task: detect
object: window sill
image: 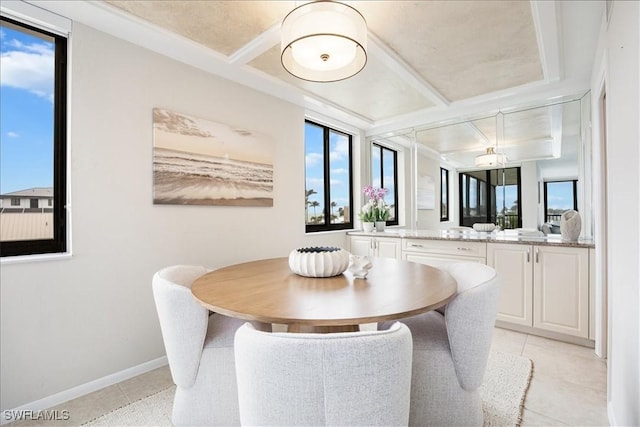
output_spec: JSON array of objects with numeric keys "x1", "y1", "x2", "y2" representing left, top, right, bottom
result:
[
  {"x1": 305, "y1": 228, "x2": 357, "y2": 236},
  {"x1": 1, "y1": 251, "x2": 72, "y2": 265}
]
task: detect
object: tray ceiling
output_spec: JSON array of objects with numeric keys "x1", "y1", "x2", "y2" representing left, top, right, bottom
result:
[
  {"x1": 99, "y1": 0, "x2": 602, "y2": 166},
  {"x1": 104, "y1": 1, "x2": 546, "y2": 120}
]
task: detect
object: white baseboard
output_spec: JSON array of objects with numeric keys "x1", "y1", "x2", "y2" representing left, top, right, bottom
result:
[
  {"x1": 1, "y1": 356, "x2": 168, "y2": 426},
  {"x1": 607, "y1": 400, "x2": 617, "y2": 426}
]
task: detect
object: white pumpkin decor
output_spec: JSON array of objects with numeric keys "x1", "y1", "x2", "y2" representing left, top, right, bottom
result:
[
  {"x1": 560, "y1": 210, "x2": 581, "y2": 241},
  {"x1": 288, "y1": 247, "x2": 350, "y2": 278},
  {"x1": 472, "y1": 223, "x2": 496, "y2": 232}
]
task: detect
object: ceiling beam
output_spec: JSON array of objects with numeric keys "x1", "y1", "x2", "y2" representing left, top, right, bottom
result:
[
  {"x1": 531, "y1": 0, "x2": 562, "y2": 82},
  {"x1": 368, "y1": 32, "x2": 450, "y2": 108},
  {"x1": 366, "y1": 77, "x2": 589, "y2": 137},
  {"x1": 464, "y1": 122, "x2": 491, "y2": 146},
  {"x1": 228, "y1": 23, "x2": 281, "y2": 65}
]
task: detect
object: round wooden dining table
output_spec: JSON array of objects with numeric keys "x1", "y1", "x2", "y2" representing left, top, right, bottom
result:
[{"x1": 191, "y1": 256, "x2": 457, "y2": 333}]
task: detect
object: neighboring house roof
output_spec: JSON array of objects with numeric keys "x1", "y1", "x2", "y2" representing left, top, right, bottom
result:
[{"x1": 0, "y1": 187, "x2": 53, "y2": 198}]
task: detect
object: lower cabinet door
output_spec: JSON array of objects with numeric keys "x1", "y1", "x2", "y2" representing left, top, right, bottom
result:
[
  {"x1": 376, "y1": 237, "x2": 400, "y2": 259},
  {"x1": 533, "y1": 246, "x2": 589, "y2": 338},
  {"x1": 349, "y1": 236, "x2": 372, "y2": 257},
  {"x1": 487, "y1": 243, "x2": 533, "y2": 327}
]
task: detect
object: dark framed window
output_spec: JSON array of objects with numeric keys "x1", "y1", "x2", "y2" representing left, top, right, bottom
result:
[
  {"x1": 1, "y1": 16, "x2": 67, "y2": 256},
  {"x1": 371, "y1": 143, "x2": 398, "y2": 225},
  {"x1": 304, "y1": 120, "x2": 353, "y2": 232},
  {"x1": 459, "y1": 167, "x2": 522, "y2": 229},
  {"x1": 10, "y1": 198, "x2": 20, "y2": 206},
  {"x1": 440, "y1": 167, "x2": 449, "y2": 221},
  {"x1": 544, "y1": 180, "x2": 577, "y2": 222}
]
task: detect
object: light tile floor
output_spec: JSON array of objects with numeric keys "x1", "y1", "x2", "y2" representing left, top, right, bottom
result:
[
  {"x1": 491, "y1": 328, "x2": 609, "y2": 426},
  {"x1": 8, "y1": 326, "x2": 609, "y2": 426}
]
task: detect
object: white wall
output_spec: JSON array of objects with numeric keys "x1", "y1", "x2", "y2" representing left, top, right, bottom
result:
[
  {"x1": 415, "y1": 151, "x2": 442, "y2": 229},
  {"x1": 520, "y1": 161, "x2": 538, "y2": 229},
  {"x1": 595, "y1": 1, "x2": 640, "y2": 425},
  {"x1": 0, "y1": 23, "x2": 348, "y2": 411}
]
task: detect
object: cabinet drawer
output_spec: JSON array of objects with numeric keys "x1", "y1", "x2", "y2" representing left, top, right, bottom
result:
[
  {"x1": 403, "y1": 253, "x2": 485, "y2": 269},
  {"x1": 403, "y1": 239, "x2": 486, "y2": 258}
]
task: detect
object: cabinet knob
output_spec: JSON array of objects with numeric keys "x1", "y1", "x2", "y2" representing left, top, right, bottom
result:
[{"x1": 527, "y1": 248, "x2": 530, "y2": 263}]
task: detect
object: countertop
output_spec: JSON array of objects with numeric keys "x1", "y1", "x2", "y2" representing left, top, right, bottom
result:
[{"x1": 347, "y1": 228, "x2": 595, "y2": 248}]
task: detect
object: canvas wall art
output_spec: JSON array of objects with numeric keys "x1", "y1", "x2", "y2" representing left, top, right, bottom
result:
[
  {"x1": 152, "y1": 108, "x2": 274, "y2": 206},
  {"x1": 417, "y1": 174, "x2": 435, "y2": 210}
]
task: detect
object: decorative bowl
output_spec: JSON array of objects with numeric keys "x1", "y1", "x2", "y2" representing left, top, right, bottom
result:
[
  {"x1": 473, "y1": 223, "x2": 497, "y2": 232},
  {"x1": 288, "y1": 247, "x2": 350, "y2": 278}
]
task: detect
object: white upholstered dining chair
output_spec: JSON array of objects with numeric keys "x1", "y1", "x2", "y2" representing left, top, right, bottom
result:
[
  {"x1": 234, "y1": 322, "x2": 413, "y2": 427},
  {"x1": 152, "y1": 265, "x2": 245, "y2": 426},
  {"x1": 386, "y1": 262, "x2": 501, "y2": 427}
]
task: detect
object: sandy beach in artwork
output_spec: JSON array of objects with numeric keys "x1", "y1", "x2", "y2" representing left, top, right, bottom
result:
[{"x1": 152, "y1": 109, "x2": 274, "y2": 206}]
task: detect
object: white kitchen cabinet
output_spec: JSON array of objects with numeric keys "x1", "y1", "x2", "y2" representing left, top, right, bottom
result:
[
  {"x1": 348, "y1": 235, "x2": 400, "y2": 259},
  {"x1": 402, "y1": 238, "x2": 486, "y2": 268},
  {"x1": 533, "y1": 245, "x2": 589, "y2": 338},
  {"x1": 488, "y1": 243, "x2": 590, "y2": 339},
  {"x1": 487, "y1": 243, "x2": 533, "y2": 327}
]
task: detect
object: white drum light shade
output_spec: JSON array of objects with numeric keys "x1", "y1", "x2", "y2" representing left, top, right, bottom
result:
[
  {"x1": 281, "y1": 1, "x2": 367, "y2": 82},
  {"x1": 475, "y1": 147, "x2": 507, "y2": 167}
]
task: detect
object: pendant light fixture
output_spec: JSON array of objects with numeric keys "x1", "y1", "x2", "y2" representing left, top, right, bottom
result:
[
  {"x1": 280, "y1": 1, "x2": 368, "y2": 82},
  {"x1": 476, "y1": 112, "x2": 507, "y2": 167},
  {"x1": 475, "y1": 146, "x2": 507, "y2": 167}
]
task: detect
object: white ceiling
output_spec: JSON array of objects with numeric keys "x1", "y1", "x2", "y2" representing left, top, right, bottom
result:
[{"x1": 32, "y1": 0, "x2": 604, "y2": 166}]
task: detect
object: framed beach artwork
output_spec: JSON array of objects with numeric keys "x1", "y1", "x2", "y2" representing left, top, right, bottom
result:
[{"x1": 152, "y1": 108, "x2": 274, "y2": 206}]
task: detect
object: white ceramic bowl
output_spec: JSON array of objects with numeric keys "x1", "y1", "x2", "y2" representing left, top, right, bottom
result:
[
  {"x1": 473, "y1": 223, "x2": 496, "y2": 232},
  {"x1": 288, "y1": 247, "x2": 350, "y2": 277}
]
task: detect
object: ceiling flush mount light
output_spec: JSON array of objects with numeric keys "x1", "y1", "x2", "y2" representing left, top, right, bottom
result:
[
  {"x1": 281, "y1": 1, "x2": 367, "y2": 82},
  {"x1": 475, "y1": 147, "x2": 507, "y2": 168}
]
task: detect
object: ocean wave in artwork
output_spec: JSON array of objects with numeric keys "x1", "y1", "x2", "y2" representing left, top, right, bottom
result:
[{"x1": 153, "y1": 148, "x2": 273, "y2": 206}]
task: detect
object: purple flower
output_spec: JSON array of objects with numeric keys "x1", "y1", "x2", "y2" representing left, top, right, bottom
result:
[
  {"x1": 363, "y1": 185, "x2": 387, "y2": 201},
  {"x1": 375, "y1": 188, "x2": 388, "y2": 200},
  {"x1": 363, "y1": 185, "x2": 375, "y2": 199},
  {"x1": 361, "y1": 186, "x2": 391, "y2": 221}
]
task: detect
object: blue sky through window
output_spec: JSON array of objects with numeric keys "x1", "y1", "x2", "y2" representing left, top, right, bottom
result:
[
  {"x1": 495, "y1": 185, "x2": 518, "y2": 213},
  {"x1": 328, "y1": 130, "x2": 350, "y2": 213},
  {"x1": 305, "y1": 122, "x2": 351, "y2": 224},
  {"x1": 305, "y1": 123, "x2": 325, "y2": 221},
  {"x1": 0, "y1": 23, "x2": 55, "y2": 194},
  {"x1": 546, "y1": 181, "x2": 575, "y2": 210},
  {"x1": 371, "y1": 145, "x2": 396, "y2": 208}
]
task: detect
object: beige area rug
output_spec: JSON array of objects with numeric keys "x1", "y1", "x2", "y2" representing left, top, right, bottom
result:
[
  {"x1": 481, "y1": 351, "x2": 533, "y2": 427},
  {"x1": 84, "y1": 351, "x2": 532, "y2": 427}
]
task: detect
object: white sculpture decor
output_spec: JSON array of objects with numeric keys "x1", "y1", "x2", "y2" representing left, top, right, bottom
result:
[
  {"x1": 348, "y1": 255, "x2": 373, "y2": 279},
  {"x1": 560, "y1": 210, "x2": 581, "y2": 241},
  {"x1": 288, "y1": 247, "x2": 350, "y2": 277}
]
